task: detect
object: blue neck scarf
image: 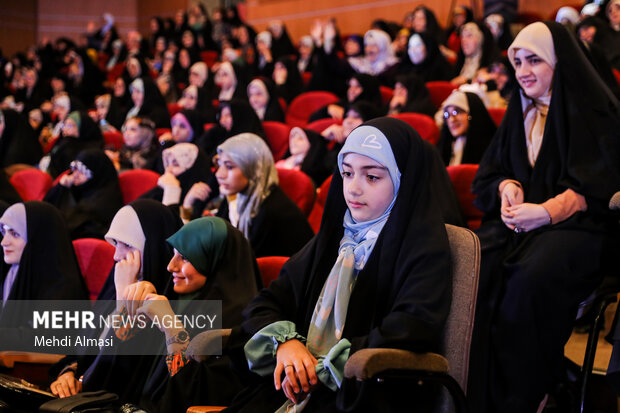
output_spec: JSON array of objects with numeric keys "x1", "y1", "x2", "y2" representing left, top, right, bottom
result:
[{"x1": 307, "y1": 126, "x2": 400, "y2": 356}]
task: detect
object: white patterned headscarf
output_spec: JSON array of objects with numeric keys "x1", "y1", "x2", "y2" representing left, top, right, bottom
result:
[
  {"x1": 162, "y1": 142, "x2": 199, "y2": 173},
  {"x1": 348, "y1": 30, "x2": 399, "y2": 76},
  {"x1": 217, "y1": 133, "x2": 278, "y2": 238}
]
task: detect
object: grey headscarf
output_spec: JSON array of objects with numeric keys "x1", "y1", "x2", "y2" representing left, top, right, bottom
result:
[{"x1": 217, "y1": 133, "x2": 279, "y2": 238}]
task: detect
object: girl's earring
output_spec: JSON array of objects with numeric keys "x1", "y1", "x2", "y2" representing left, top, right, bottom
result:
[{"x1": 468, "y1": 115, "x2": 472, "y2": 121}]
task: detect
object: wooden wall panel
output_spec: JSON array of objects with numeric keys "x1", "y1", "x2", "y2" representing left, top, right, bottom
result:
[
  {"x1": 0, "y1": 0, "x2": 37, "y2": 57},
  {"x1": 245, "y1": 0, "x2": 576, "y2": 44},
  {"x1": 37, "y1": 0, "x2": 138, "y2": 44}
]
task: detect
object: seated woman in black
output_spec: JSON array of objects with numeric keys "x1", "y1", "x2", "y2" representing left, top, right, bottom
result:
[
  {"x1": 45, "y1": 149, "x2": 123, "y2": 240},
  {"x1": 468, "y1": 22, "x2": 620, "y2": 413},
  {"x1": 309, "y1": 73, "x2": 382, "y2": 123},
  {"x1": 275, "y1": 127, "x2": 331, "y2": 186},
  {"x1": 226, "y1": 117, "x2": 452, "y2": 412},
  {"x1": 73, "y1": 217, "x2": 260, "y2": 411},
  {"x1": 247, "y1": 77, "x2": 285, "y2": 123},
  {"x1": 213, "y1": 133, "x2": 314, "y2": 258},
  {"x1": 45, "y1": 110, "x2": 104, "y2": 179},
  {"x1": 435, "y1": 90, "x2": 496, "y2": 166},
  {"x1": 142, "y1": 142, "x2": 212, "y2": 208},
  {"x1": 396, "y1": 32, "x2": 452, "y2": 82},
  {"x1": 116, "y1": 116, "x2": 161, "y2": 172},
  {"x1": 0, "y1": 201, "x2": 87, "y2": 327},
  {"x1": 0, "y1": 109, "x2": 42, "y2": 168},
  {"x1": 197, "y1": 99, "x2": 265, "y2": 158},
  {"x1": 50, "y1": 199, "x2": 182, "y2": 400},
  {"x1": 126, "y1": 77, "x2": 171, "y2": 129},
  {"x1": 386, "y1": 73, "x2": 435, "y2": 117},
  {"x1": 272, "y1": 57, "x2": 304, "y2": 104},
  {"x1": 158, "y1": 109, "x2": 208, "y2": 152}
]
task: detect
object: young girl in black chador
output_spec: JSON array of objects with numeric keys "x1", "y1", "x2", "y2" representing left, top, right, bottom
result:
[{"x1": 226, "y1": 117, "x2": 453, "y2": 412}]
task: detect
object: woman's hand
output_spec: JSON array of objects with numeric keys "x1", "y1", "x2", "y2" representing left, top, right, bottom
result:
[
  {"x1": 327, "y1": 104, "x2": 344, "y2": 120},
  {"x1": 282, "y1": 374, "x2": 319, "y2": 405},
  {"x1": 136, "y1": 294, "x2": 175, "y2": 333},
  {"x1": 59, "y1": 173, "x2": 75, "y2": 187},
  {"x1": 274, "y1": 339, "x2": 318, "y2": 394},
  {"x1": 321, "y1": 124, "x2": 344, "y2": 143},
  {"x1": 183, "y1": 182, "x2": 211, "y2": 208},
  {"x1": 50, "y1": 370, "x2": 82, "y2": 398},
  {"x1": 114, "y1": 250, "x2": 142, "y2": 301},
  {"x1": 500, "y1": 182, "x2": 525, "y2": 230},
  {"x1": 389, "y1": 95, "x2": 406, "y2": 110},
  {"x1": 158, "y1": 171, "x2": 180, "y2": 189},
  {"x1": 121, "y1": 280, "x2": 157, "y2": 317},
  {"x1": 502, "y1": 203, "x2": 551, "y2": 233}
]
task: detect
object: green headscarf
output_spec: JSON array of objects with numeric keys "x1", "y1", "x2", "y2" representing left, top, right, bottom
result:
[
  {"x1": 166, "y1": 216, "x2": 228, "y2": 278},
  {"x1": 66, "y1": 111, "x2": 82, "y2": 131}
]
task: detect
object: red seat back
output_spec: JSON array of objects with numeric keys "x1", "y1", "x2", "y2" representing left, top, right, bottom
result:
[
  {"x1": 107, "y1": 63, "x2": 125, "y2": 84},
  {"x1": 379, "y1": 86, "x2": 394, "y2": 105},
  {"x1": 446, "y1": 164, "x2": 483, "y2": 230},
  {"x1": 426, "y1": 81, "x2": 458, "y2": 109},
  {"x1": 256, "y1": 256, "x2": 289, "y2": 287},
  {"x1": 285, "y1": 91, "x2": 339, "y2": 128},
  {"x1": 301, "y1": 72, "x2": 312, "y2": 88},
  {"x1": 103, "y1": 130, "x2": 123, "y2": 150},
  {"x1": 305, "y1": 118, "x2": 341, "y2": 134},
  {"x1": 263, "y1": 121, "x2": 292, "y2": 161},
  {"x1": 200, "y1": 50, "x2": 219, "y2": 68},
  {"x1": 156, "y1": 128, "x2": 171, "y2": 137},
  {"x1": 10, "y1": 169, "x2": 52, "y2": 201},
  {"x1": 118, "y1": 169, "x2": 160, "y2": 204},
  {"x1": 447, "y1": 32, "x2": 461, "y2": 54},
  {"x1": 487, "y1": 107, "x2": 506, "y2": 127},
  {"x1": 42, "y1": 135, "x2": 59, "y2": 155},
  {"x1": 389, "y1": 113, "x2": 440, "y2": 144},
  {"x1": 168, "y1": 102, "x2": 182, "y2": 117},
  {"x1": 73, "y1": 238, "x2": 115, "y2": 301},
  {"x1": 308, "y1": 175, "x2": 332, "y2": 233},
  {"x1": 276, "y1": 168, "x2": 316, "y2": 217}
]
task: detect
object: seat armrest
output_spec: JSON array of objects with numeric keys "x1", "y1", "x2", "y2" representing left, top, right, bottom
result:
[
  {"x1": 186, "y1": 329, "x2": 232, "y2": 362},
  {"x1": 186, "y1": 407, "x2": 226, "y2": 413},
  {"x1": 344, "y1": 348, "x2": 448, "y2": 381}
]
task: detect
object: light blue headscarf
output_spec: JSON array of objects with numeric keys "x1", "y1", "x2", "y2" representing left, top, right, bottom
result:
[{"x1": 307, "y1": 125, "x2": 401, "y2": 356}]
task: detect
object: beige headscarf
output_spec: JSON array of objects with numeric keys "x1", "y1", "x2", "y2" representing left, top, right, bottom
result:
[
  {"x1": 459, "y1": 22, "x2": 484, "y2": 80},
  {"x1": 508, "y1": 22, "x2": 556, "y2": 166},
  {"x1": 162, "y1": 142, "x2": 199, "y2": 173}
]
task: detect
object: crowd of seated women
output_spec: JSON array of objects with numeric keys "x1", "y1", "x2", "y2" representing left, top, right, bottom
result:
[{"x1": 0, "y1": 1, "x2": 619, "y2": 412}]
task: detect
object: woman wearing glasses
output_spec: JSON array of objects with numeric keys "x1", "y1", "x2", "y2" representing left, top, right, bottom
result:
[{"x1": 435, "y1": 90, "x2": 496, "y2": 166}]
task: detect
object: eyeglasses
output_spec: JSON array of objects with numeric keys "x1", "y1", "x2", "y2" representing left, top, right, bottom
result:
[{"x1": 443, "y1": 109, "x2": 467, "y2": 119}]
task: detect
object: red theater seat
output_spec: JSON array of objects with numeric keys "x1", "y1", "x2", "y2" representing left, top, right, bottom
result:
[
  {"x1": 103, "y1": 130, "x2": 123, "y2": 151},
  {"x1": 426, "y1": 81, "x2": 458, "y2": 109},
  {"x1": 389, "y1": 113, "x2": 440, "y2": 144},
  {"x1": 73, "y1": 238, "x2": 115, "y2": 301},
  {"x1": 446, "y1": 164, "x2": 483, "y2": 230},
  {"x1": 118, "y1": 169, "x2": 160, "y2": 204},
  {"x1": 10, "y1": 169, "x2": 52, "y2": 201},
  {"x1": 263, "y1": 121, "x2": 292, "y2": 161},
  {"x1": 256, "y1": 256, "x2": 289, "y2": 287},
  {"x1": 276, "y1": 168, "x2": 316, "y2": 217},
  {"x1": 285, "y1": 91, "x2": 339, "y2": 128},
  {"x1": 308, "y1": 175, "x2": 332, "y2": 233}
]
